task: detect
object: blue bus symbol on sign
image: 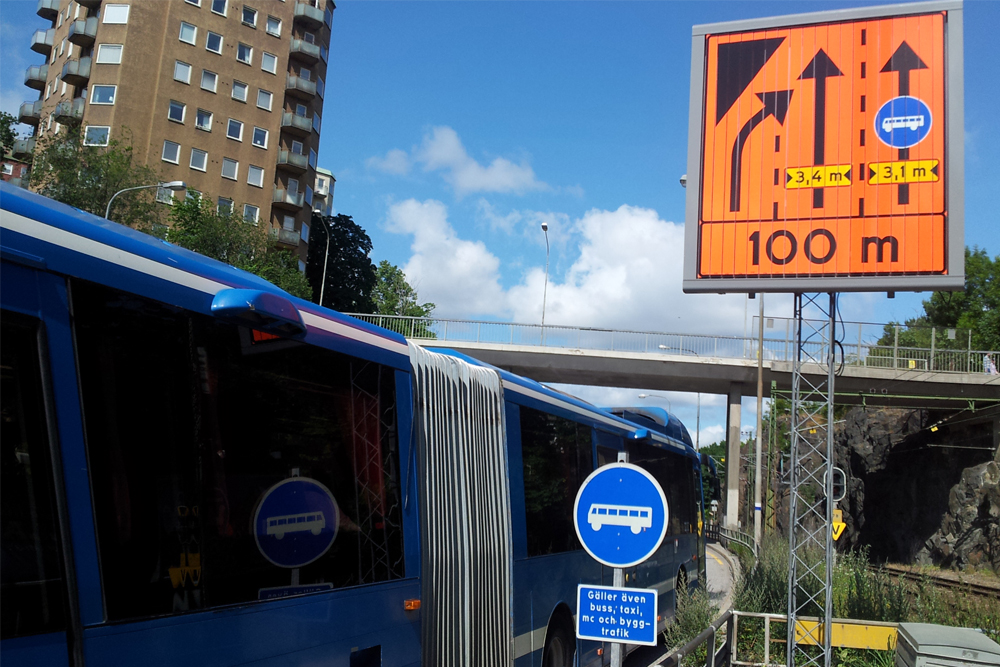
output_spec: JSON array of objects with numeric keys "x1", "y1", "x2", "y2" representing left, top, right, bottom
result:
[
  {"x1": 874, "y1": 96, "x2": 932, "y2": 149},
  {"x1": 253, "y1": 477, "x2": 339, "y2": 569},
  {"x1": 573, "y1": 463, "x2": 668, "y2": 568}
]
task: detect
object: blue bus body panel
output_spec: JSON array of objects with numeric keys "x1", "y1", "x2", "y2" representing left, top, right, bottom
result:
[
  {"x1": 82, "y1": 579, "x2": 421, "y2": 666},
  {"x1": 1, "y1": 184, "x2": 410, "y2": 371},
  {"x1": 0, "y1": 632, "x2": 70, "y2": 667}
]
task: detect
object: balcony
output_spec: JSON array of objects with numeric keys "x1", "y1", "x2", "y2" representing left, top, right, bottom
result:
[
  {"x1": 12, "y1": 139, "x2": 37, "y2": 159},
  {"x1": 54, "y1": 98, "x2": 85, "y2": 125},
  {"x1": 36, "y1": 0, "x2": 60, "y2": 20},
  {"x1": 289, "y1": 39, "x2": 321, "y2": 64},
  {"x1": 77, "y1": 0, "x2": 102, "y2": 7},
  {"x1": 280, "y1": 111, "x2": 312, "y2": 137},
  {"x1": 61, "y1": 57, "x2": 92, "y2": 86},
  {"x1": 272, "y1": 188, "x2": 304, "y2": 211},
  {"x1": 270, "y1": 227, "x2": 301, "y2": 246},
  {"x1": 19, "y1": 100, "x2": 42, "y2": 126},
  {"x1": 285, "y1": 75, "x2": 317, "y2": 100},
  {"x1": 293, "y1": 2, "x2": 324, "y2": 28},
  {"x1": 276, "y1": 150, "x2": 309, "y2": 174},
  {"x1": 68, "y1": 17, "x2": 98, "y2": 47},
  {"x1": 24, "y1": 64, "x2": 49, "y2": 91},
  {"x1": 30, "y1": 29, "x2": 55, "y2": 55}
]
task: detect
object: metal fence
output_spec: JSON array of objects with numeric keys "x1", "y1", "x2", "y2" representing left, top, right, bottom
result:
[{"x1": 346, "y1": 314, "x2": 1000, "y2": 376}]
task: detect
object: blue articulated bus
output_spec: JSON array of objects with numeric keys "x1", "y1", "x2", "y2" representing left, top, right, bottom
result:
[{"x1": 1, "y1": 182, "x2": 717, "y2": 667}]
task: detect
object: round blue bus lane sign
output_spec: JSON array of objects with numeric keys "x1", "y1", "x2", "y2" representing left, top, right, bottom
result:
[
  {"x1": 573, "y1": 463, "x2": 668, "y2": 568},
  {"x1": 253, "y1": 477, "x2": 340, "y2": 569}
]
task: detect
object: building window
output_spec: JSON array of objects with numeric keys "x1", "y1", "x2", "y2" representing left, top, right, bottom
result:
[
  {"x1": 303, "y1": 32, "x2": 315, "y2": 44},
  {"x1": 256, "y1": 89, "x2": 272, "y2": 110},
  {"x1": 282, "y1": 215, "x2": 295, "y2": 230},
  {"x1": 83, "y1": 126, "x2": 111, "y2": 146},
  {"x1": 237, "y1": 43, "x2": 252, "y2": 65},
  {"x1": 162, "y1": 141, "x2": 181, "y2": 164},
  {"x1": 58, "y1": 39, "x2": 65, "y2": 58},
  {"x1": 291, "y1": 140, "x2": 303, "y2": 154},
  {"x1": 195, "y1": 109, "x2": 213, "y2": 131},
  {"x1": 309, "y1": 148, "x2": 317, "y2": 169},
  {"x1": 311, "y1": 112, "x2": 321, "y2": 133},
  {"x1": 187, "y1": 189, "x2": 202, "y2": 202},
  {"x1": 60, "y1": 81, "x2": 67, "y2": 96},
  {"x1": 299, "y1": 67, "x2": 311, "y2": 82},
  {"x1": 242, "y1": 6, "x2": 257, "y2": 27},
  {"x1": 174, "y1": 60, "x2": 192, "y2": 83},
  {"x1": 211, "y1": 0, "x2": 227, "y2": 16},
  {"x1": 295, "y1": 103, "x2": 307, "y2": 117},
  {"x1": 226, "y1": 119, "x2": 243, "y2": 141},
  {"x1": 205, "y1": 31, "x2": 223, "y2": 54},
  {"x1": 317, "y1": 77, "x2": 324, "y2": 98},
  {"x1": 167, "y1": 100, "x2": 186, "y2": 123},
  {"x1": 185, "y1": 0, "x2": 201, "y2": 6},
  {"x1": 247, "y1": 165, "x2": 264, "y2": 188},
  {"x1": 221, "y1": 157, "x2": 238, "y2": 180},
  {"x1": 189, "y1": 148, "x2": 208, "y2": 171},
  {"x1": 201, "y1": 70, "x2": 218, "y2": 93},
  {"x1": 103, "y1": 4, "x2": 130, "y2": 24},
  {"x1": 243, "y1": 203, "x2": 259, "y2": 222},
  {"x1": 251, "y1": 127, "x2": 267, "y2": 148},
  {"x1": 266, "y1": 16, "x2": 281, "y2": 36},
  {"x1": 179, "y1": 22, "x2": 197, "y2": 45},
  {"x1": 1, "y1": 164, "x2": 13, "y2": 176},
  {"x1": 96, "y1": 44, "x2": 123, "y2": 64},
  {"x1": 261, "y1": 52, "x2": 277, "y2": 74},
  {"x1": 300, "y1": 222, "x2": 309, "y2": 243},
  {"x1": 305, "y1": 186, "x2": 313, "y2": 206},
  {"x1": 155, "y1": 186, "x2": 175, "y2": 205},
  {"x1": 217, "y1": 197, "x2": 233, "y2": 214},
  {"x1": 232, "y1": 80, "x2": 248, "y2": 102},
  {"x1": 90, "y1": 85, "x2": 117, "y2": 105}
]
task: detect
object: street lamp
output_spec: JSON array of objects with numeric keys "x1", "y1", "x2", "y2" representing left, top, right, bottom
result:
[
  {"x1": 637, "y1": 392, "x2": 672, "y2": 413},
  {"x1": 541, "y1": 221, "x2": 550, "y2": 327},
  {"x1": 313, "y1": 215, "x2": 331, "y2": 307},
  {"x1": 105, "y1": 180, "x2": 186, "y2": 221}
]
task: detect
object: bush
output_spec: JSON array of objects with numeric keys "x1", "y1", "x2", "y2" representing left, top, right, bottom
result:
[{"x1": 661, "y1": 583, "x2": 719, "y2": 664}]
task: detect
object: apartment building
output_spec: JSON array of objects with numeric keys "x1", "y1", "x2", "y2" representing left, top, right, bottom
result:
[{"x1": 19, "y1": 0, "x2": 334, "y2": 264}]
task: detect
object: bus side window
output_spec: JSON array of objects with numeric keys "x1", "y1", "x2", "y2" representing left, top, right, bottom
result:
[
  {"x1": 519, "y1": 408, "x2": 593, "y2": 557},
  {"x1": 1, "y1": 313, "x2": 68, "y2": 639}
]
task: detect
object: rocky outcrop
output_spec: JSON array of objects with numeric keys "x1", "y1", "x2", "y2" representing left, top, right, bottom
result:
[{"x1": 917, "y1": 461, "x2": 1000, "y2": 571}]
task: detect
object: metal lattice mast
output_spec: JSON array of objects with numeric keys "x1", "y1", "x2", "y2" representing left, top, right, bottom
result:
[{"x1": 786, "y1": 293, "x2": 837, "y2": 667}]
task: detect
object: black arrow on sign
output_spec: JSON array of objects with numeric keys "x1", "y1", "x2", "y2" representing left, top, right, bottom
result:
[
  {"x1": 798, "y1": 49, "x2": 843, "y2": 208},
  {"x1": 729, "y1": 90, "x2": 794, "y2": 212},
  {"x1": 882, "y1": 41, "x2": 928, "y2": 204}
]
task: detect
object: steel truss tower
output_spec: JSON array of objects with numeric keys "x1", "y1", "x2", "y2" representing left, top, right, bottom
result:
[{"x1": 786, "y1": 293, "x2": 837, "y2": 667}]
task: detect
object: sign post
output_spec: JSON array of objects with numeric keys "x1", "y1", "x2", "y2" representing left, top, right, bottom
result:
[
  {"x1": 573, "y1": 452, "x2": 668, "y2": 665},
  {"x1": 682, "y1": 4, "x2": 964, "y2": 667}
]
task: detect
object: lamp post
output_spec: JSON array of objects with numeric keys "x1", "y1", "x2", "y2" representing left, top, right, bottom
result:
[
  {"x1": 541, "y1": 221, "x2": 550, "y2": 327},
  {"x1": 313, "y1": 214, "x2": 331, "y2": 307},
  {"x1": 637, "y1": 392, "x2": 671, "y2": 413},
  {"x1": 105, "y1": 181, "x2": 186, "y2": 221}
]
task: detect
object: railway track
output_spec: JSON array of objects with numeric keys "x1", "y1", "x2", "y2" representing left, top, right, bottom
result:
[{"x1": 879, "y1": 563, "x2": 1000, "y2": 600}]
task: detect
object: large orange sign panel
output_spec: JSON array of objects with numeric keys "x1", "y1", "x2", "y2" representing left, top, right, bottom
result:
[{"x1": 683, "y1": 3, "x2": 963, "y2": 291}]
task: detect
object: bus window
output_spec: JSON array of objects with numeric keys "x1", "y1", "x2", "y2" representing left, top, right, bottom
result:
[
  {"x1": 628, "y1": 443, "x2": 696, "y2": 535},
  {"x1": 1, "y1": 313, "x2": 68, "y2": 639},
  {"x1": 72, "y1": 281, "x2": 405, "y2": 621},
  {"x1": 519, "y1": 408, "x2": 593, "y2": 557}
]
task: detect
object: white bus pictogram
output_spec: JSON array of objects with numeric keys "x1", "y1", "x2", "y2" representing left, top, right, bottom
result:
[
  {"x1": 266, "y1": 511, "x2": 325, "y2": 539},
  {"x1": 881, "y1": 115, "x2": 925, "y2": 133},
  {"x1": 588, "y1": 503, "x2": 653, "y2": 534}
]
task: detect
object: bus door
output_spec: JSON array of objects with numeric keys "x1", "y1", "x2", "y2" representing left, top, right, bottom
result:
[{"x1": 1, "y1": 262, "x2": 82, "y2": 666}]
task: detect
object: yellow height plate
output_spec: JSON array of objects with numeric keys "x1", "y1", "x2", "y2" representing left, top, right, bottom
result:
[
  {"x1": 785, "y1": 165, "x2": 852, "y2": 189},
  {"x1": 795, "y1": 620, "x2": 898, "y2": 651},
  {"x1": 868, "y1": 160, "x2": 940, "y2": 185}
]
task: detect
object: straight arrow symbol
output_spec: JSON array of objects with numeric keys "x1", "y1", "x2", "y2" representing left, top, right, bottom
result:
[
  {"x1": 882, "y1": 41, "x2": 928, "y2": 205},
  {"x1": 729, "y1": 90, "x2": 794, "y2": 213},
  {"x1": 798, "y1": 49, "x2": 843, "y2": 208}
]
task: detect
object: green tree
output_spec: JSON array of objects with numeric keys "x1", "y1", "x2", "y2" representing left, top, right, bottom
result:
[
  {"x1": 28, "y1": 126, "x2": 164, "y2": 233},
  {"x1": 0, "y1": 111, "x2": 19, "y2": 155},
  {"x1": 305, "y1": 212, "x2": 376, "y2": 312},
  {"x1": 167, "y1": 197, "x2": 312, "y2": 300},
  {"x1": 371, "y1": 260, "x2": 435, "y2": 317},
  {"x1": 877, "y1": 247, "x2": 999, "y2": 352}
]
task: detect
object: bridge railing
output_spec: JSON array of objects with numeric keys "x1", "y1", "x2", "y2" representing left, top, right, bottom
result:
[{"x1": 346, "y1": 314, "x2": 1000, "y2": 376}]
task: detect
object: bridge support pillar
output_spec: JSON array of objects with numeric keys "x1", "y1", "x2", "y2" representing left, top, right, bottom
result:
[{"x1": 725, "y1": 382, "x2": 743, "y2": 529}]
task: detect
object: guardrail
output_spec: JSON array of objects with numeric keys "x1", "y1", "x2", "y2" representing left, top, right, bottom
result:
[
  {"x1": 346, "y1": 314, "x2": 1000, "y2": 376},
  {"x1": 705, "y1": 524, "x2": 757, "y2": 558}
]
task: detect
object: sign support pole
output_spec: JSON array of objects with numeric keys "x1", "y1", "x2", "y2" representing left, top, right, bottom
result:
[
  {"x1": 786, "y1": 293, "x2": 836, "y2": 667},
  {"x1": 610, "y1": 449, "x2": 628, "y2": 667}
]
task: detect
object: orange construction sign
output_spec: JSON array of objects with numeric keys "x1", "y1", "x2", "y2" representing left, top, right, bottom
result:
[{"x1": 683, "y1": 3, "x2": 963, "y2": 292}]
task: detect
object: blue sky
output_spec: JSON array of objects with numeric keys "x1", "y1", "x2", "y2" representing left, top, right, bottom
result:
[{"x1": 3, "y1": 0, "x2": 997, "y2": 446}]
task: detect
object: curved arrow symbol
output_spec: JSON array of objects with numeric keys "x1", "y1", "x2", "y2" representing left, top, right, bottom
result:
[{"x1": 729, "y1": 91, "x2": 793, "y2": 213}]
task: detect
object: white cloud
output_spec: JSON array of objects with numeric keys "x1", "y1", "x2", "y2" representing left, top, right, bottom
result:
[
  {"x1": 386, "y1": 199, "x2": 506, "y2": 318},
  {"x1": 365, "y1": 148, "x2": 411, "y2": 175},
  {"x1": 366, "y1": 126, "x2": 548, "y2": 196},
  {"x1": 476, "y1": 199, "x2": 571, "y2": 241}
]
